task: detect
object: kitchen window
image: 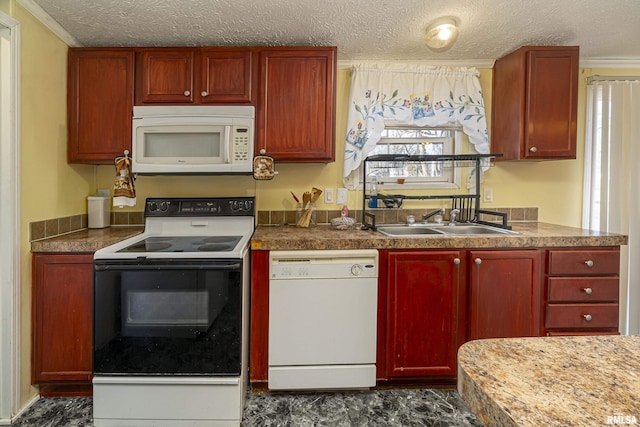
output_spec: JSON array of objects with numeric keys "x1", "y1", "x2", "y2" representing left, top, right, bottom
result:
[{"x1": 361, "y1": 127, "x2": 461, "y2": 189}]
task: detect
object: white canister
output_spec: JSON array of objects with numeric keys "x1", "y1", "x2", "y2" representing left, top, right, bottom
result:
[{"x1": 88, "y1": 196, "x2": 111, "y2": 228}]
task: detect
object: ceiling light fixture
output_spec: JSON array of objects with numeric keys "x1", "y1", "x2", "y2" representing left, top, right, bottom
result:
[{"x1": 425, "y1": 18, "x2": 459, "y2": 52}]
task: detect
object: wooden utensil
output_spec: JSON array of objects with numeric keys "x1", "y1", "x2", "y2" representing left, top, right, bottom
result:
[
  {"x1": 310, "y1": 187, "x2": 323, "y2": 203},
  {"x1": 297, "y1": 189, "x2": 321, "y2": 227}
]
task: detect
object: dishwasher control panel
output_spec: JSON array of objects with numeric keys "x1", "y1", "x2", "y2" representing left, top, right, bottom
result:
[{"x1": 270, "y1": 249, "x2": 378, "y2": 279}]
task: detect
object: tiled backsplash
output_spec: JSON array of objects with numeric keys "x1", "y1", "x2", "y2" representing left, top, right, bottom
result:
[
  {"x1": 257, "y1": 207, "x2": 538, "y2": 226},
  {"x1": 29, "y1": 212, "x2": 144, "y2": 241},
  {"x1": 30, "y1": 207, "x2": 538, "y2": 240}
]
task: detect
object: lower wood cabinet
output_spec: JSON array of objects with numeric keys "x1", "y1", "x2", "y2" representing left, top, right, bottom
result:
[
  {"x1": 468, "y1": 250, "x2": 544, "y2": 340},
  {"x1": 32, "y1": 254, "x2": 93, "y2": 396},
  {"x1": 249, "y1": 245, "x2": 622, "y2": 388},
  {"x1": 380, "y1": 250, "x2": 465, "y2": 379},
  {"x1": 545, "y1": 248, "x2": 620, "y2": 335}
]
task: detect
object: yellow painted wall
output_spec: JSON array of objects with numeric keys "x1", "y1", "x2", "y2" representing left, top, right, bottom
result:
[
  {"x1": 15, "y1": 1, "x2": 94, "y2": 406},
  {"x1": 96, "y1": 66, "x2": 616, "y2": 228}
]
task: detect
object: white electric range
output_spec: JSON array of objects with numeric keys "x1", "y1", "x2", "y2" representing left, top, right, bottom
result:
[{"x1": 92, "y1": 197, "x2": 254, "y2": 427}]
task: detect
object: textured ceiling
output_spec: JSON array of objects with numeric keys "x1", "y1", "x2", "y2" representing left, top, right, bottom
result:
[{"x1": 26, "y1": 0, "x2": 640, "y2": 63}]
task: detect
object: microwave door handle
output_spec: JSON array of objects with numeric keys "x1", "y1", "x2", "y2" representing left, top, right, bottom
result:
[{"x1": 225, "y1": 126, "x2": 231, "y2": 164}]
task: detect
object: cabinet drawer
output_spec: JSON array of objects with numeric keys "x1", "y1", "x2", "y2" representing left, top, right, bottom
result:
[
  {"x1": 547, "y1": 249, "x2": 620, "y2": 275},
  {"x1": 547, "y1": 277, "x2": 619, "y2": 302},
  {"x1": 546, "y1": 303, "x2": 618, "y2": 329}
]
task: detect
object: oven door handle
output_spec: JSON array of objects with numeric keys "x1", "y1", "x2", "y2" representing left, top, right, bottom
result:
[{"x1": 94, "y1": 262, "x2": 242, "y2": 271}]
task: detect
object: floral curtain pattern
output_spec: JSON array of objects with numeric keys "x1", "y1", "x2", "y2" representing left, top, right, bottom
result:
[{"x1": 343, "y1": 64, "x2": 490, "y2": 188}]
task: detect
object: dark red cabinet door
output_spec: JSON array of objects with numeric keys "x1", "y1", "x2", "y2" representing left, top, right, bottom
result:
[
  {"x1": 385, "y1": 250, "x2": 464, "y2": 377},
  {"x1": 468, "y1": 250, "x2": 543, "y2": 340},
  {"x1": 32, "y1": 254, "x2": 93, "y2": 394},
  {"x1": 68, "y1": 48, "x2": 134, "y2": 163}
]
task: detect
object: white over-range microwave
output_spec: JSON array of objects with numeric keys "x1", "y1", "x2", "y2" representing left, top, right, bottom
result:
[{"x1": 131, "y1": 105, "x2": 255, "y2": 174}]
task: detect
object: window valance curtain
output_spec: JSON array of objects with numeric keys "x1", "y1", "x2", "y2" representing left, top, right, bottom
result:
[{"x1": 343, "y1": 64, "x2": 490, "y2": 188}]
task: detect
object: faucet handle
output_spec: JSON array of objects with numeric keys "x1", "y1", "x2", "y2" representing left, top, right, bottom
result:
[{"x1": 450, "y1": 209, "x2": 460, "y2": 222}]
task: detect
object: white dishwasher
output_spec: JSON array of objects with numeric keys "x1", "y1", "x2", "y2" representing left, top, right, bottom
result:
[{"x1": 268, "y1": 249, "x2": 378, "y2": 390}]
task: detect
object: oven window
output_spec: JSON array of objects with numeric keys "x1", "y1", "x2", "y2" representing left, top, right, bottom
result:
[{"x1": 93, "y1": 264, "x2": 242, "y2": 376}]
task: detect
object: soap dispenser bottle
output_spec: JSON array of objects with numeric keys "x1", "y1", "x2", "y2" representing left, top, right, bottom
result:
[{"x1": 369, "y1": 181, "x2": 378, "y2": 208}]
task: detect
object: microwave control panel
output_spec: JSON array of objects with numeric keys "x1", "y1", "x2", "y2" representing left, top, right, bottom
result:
[{"x1": 232, "y1": 127, "x2": 251, "y2": 163}]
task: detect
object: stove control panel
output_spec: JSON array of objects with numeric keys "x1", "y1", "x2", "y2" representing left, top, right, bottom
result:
[{"x1": 145, "y1": 197, "x2": 255, "y2": 217}]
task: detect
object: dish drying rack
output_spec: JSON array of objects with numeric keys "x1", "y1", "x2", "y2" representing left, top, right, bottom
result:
[{"x1": 361, "y1": 153, "x2": 511, "y2": 231}]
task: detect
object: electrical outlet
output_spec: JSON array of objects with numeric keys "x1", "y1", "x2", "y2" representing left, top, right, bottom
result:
[
  {"x1": 483, "y1": 187, "x2": 493, "y2": 203},
  {"x1": 337, "y1": 188, "x2": 348, "y2": 204},
  {"x1": 324, "y1": 187, "x2": 335, "y2": 204}
]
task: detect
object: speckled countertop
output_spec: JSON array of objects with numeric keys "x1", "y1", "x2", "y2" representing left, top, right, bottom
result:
[
  {"x1": 458, "y1": 335, "x2": 640, "y2": 427},
  {"x1": 251, "y1": 222, "x2": 628, "y2": 251},
  {"x1": 31, "y1": 222, "x2": 627, "y2": 253},
  {"x1": 30, "y1": 226, "x2": 143, "y2": 253}
]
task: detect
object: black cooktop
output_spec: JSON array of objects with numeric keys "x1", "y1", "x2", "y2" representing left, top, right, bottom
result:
[{"x1": 116, "y1": 236, "x2": 242, "y2": 253}]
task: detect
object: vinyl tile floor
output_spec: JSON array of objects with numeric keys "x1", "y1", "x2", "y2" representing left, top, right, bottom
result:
[{"x1": 10, "y1": 389, "x2": 482, "y2": 426}]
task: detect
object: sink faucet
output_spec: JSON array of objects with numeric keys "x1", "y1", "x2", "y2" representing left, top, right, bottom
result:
[
  {"x1": 449, "y1": 209, "x2": 461, "y2": 224},
  {"x1": 422, "y1": 208, "x2": 445, "y2": 224}
]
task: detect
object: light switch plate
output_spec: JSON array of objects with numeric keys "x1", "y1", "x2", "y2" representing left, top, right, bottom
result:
[
  {"x1": 324, "y1": 187, "x2": 335, "y2": 204},
  {"x1": 337, "y1": 188, "x2": 348, "y2": 204},
  {"x1": 483, "y1": 187, "x2": 493, "y2": 202}
]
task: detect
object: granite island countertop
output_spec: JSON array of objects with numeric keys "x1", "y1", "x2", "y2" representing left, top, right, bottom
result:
[
  {"x1": 251, "y1": 222, "x2": 628, "y2": 251},
  {"x1": 457, "y1": 335, "x2": 640, "y2": 427}
]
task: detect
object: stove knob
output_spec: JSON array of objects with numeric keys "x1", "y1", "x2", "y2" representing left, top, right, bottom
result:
[
  {"x1": 148, "y1": 202, "x2": 158, "y2": 212},
  {"x1": 244, "y1": 200, "x2": 253, "y2": 211},
  {"x1": 159, "y1": 201, "x2": 168, "y2": 211}
]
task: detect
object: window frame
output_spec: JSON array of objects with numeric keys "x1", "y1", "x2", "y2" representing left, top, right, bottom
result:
[{"x1": 358, "y1": 126, "x2": 462, "y2": 190}]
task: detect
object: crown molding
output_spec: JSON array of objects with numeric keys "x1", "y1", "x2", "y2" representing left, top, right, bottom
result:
[
  {"x1": 580, "y1": 59, "x2": 640, "y2": 69},
  {"x1": 337, "y1": 59, "x2": 495, "y2": 70},
  {"x1": 16, "y1": 0, "x2": 81, "y2": 47}
]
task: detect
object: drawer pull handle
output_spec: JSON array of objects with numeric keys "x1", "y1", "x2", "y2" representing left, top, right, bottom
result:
[
  {"x1": 201, "y1": 91, "x2": 208, "y2": 97},
  {"x1": 584, "y1": 314, "x2": 593, "y2": 322},
  {"x1": 529, "y1": 146, "x2": 537, "y2": 153},
  {"x1": 583, "y1": 287, "x2": 593, "y2": 295},
  {"x1": 474, "y1": 258, "x2": 482, "y2": 265},
  {"x1": 453, "y1": 258, "x2": 460, "y2": 265},
  {"x1": 184, "y1": 90, "x2": 191, "y2": 96},
  {"x1": 585, "y1": 260, "x2": 594, "y2": 268}
]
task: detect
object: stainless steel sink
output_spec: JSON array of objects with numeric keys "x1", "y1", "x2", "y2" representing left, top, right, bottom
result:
[
  {"x1": 378, "y1": 224, "x2": 517, "y2": 237},
  {"x1": 377, "y1": 226, "x2": 445, "y2": 236},
  {"x1": 436, "y1": 225, "x2": 517, "y2": 235}
]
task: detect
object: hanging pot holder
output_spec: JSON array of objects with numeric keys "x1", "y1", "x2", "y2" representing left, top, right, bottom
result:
[{"x1": 253, "y1": 152, "x2": 278, "y2": 180}]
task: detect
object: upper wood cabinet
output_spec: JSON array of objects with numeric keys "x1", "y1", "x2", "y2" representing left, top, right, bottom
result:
[
  {"x1": 68, "y1": 48, "x2": 134, "y2": 164},
  {"x1": 491, "y1": 46, "x2": 579, "y2": 160},
  {"x1": 135, "y1": 47, "x2": 254, "y2": 104},
  {"x1": 257, "y1": 47, "x2": 336, "y2": 162}
]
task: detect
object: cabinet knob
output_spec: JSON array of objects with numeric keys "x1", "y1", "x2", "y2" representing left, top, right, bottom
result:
[
  {"x1": 453, "y1": 258, "x2": 460, "y2": 265},
  {"x1": 201, "y1": 91, "x2": 208, "y2": 97},
  {"x1": 583, "y1": 287, "x2": 593, "y2": 295},
  {"x1": 529, "y1": 146, "x2": 537, "y2": 153},
  {"x1": 585, "y1": 260, "x2": 594, "y2": 268},
  {"x1": 584, "y1": 314, "x2": 593, "y2": 322},
  {"x1": 183, "y1": 90, "x2": 191, "y2": 96},
  {"x1": 474, "y1": 258, "x2": 482, "y2": 265}
]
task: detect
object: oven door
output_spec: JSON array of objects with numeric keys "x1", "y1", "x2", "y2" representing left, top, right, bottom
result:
[{"x1": 93, "y1": 259, "x2": 242, "y2": 376}]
